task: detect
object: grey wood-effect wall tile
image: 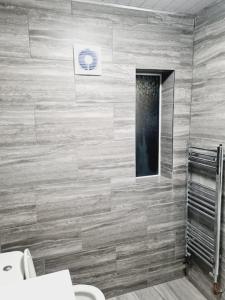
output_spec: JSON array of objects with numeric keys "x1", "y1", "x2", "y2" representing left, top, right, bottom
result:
[
  {"x1": 195, "y1": 0, "x2": 225, "y2": 29},
  {"x1": 72, "y1": 1, "x2": 195, "y2": 25},
  {"x1": 174, "y1": 226, "x2": 186, "y2": 260},
  {"x1": 0, "y1": 57, "x2": 75, "y2": 100},
  {"x1": 161, "y1": 72, "x2": 174, "y2": 177},
  {"x1": 33, "y1": 258, "x2": 45, "y2": 276},
  {"x1": 70, "y1": 249, "x2": 116, "y2": 292},
  {"x1": 0, "y1": 57, "x2": 75, "y2": 146},
  {"x1": 28, "y1": 10, "x2": 75, "y2": 61},
  {"x1": 29, "y1": 10, "x2": 113, "y2": 62},
  {"x1": 0, "y1": 57, "x2": 75, "y2": 116},
  {"x1": 147, "y1": 200, "x2": 185, "y2": 234},
  {"x1": 0, "y1": 124, "x2": 36, "y2": 147},
  {"x1": 0, "y1": 94, "x2": 36, "y2": 147},
  {"x1": 113, "y1": 102, "x2": 135, "y2": 141},
  {"x1": 72, "y1": 4, "x2": 151, "y2": 29},
  {"x1": 35, "y1": 103, "x2": 113, "y2": 145},
  {"x1": 146, "y1": 229, "x2": 177, "y2": 271},
  {"x1": 0, "y1": 6, "x2": 30, "y2": 58},
  {"x1": 116, "y1": 264, "x2": 150, "y2": 285},
  {"x1": 113, "y1": 23, "x2": 193, "y2": 69},
  {"x1": 0, "y1": 99, "x2": 34, "y2": 127},
  {"x1": 190, "y1": 2, "x2": 225, "y2": 143},
  {"x1": 72, "y1": 0, "x2": 133, "y2": 20},
  {"x1": 0, "y1": 56, "x2": 72, "y2": 80},
  {"x1": 0, "y1": 4, "x2": 195, "y2": 298},
  {"x1": 0, "y1": 144, "x2": 78, "y2": 189},
  {"x1": 77, "y1": 139, "x2": 135, "y2": 180},
  {"x1": 189, "y1": 2, "x2": 225, "y2": 299},
  {"x1": 80, "y1": 208, "x2": 147, "y2": 250},
  {"x1": 115, "y1": 236, "x2": 170, "y2": 282},
  {"x1": 45, "y1": 247, "x2": 116, "y2": 284},
  {"x1": 71, "y1": 14, "x2": 113, "y2": 63},
  {"x1": 111, "y1": 176, "x2": 172, "y2": 211},
  {"x1": 171, "y1": 79, "x2": 192, "y2": 177},
  {"x1": 36, "y1": 178, "x2": 111, "y2": 222},
  {"x1": 116, "y1": 238, "x2": 147, "y2": 261},
  {"x1": 147, "y1": 259, "x2": 185, "y2": 287},
  {"x1": 106, "y1": 270, "x2": 149, "y2": 298},
  {"x1": 1, "y1": 217, "x2": 82, "y2": 259},
  {"x1": 116, "y1": 234, "x2": 170, "y2": 277},
  {"x1": 147, "y1": 13, "x2": 194, "y2": 27},
  {"x1": 0, "y1": 0, "x2": 71, "y2": 13},
  {"x1": 0, "y1": 187, "x2": 36, "y2": 229},
  {"x1": 75, "y1": 64, "x2": 135, "y2": 103}
]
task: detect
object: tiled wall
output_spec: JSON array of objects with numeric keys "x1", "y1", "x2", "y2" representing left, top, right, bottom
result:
[
  {"x1": 189, "y1": 1, "x2": 225, "y2": 299},
  {"x1": 0, "y1": 1, "x2": 194, "y2": 297}
]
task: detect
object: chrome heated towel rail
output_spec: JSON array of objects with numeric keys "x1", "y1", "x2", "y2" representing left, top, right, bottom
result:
[{"x1": 185, "y1": 144, "x2": 223, "y2": 294}]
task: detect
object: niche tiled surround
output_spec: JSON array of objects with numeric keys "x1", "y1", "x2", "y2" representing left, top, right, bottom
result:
[{"x1": 0, "y1": 1, "x2": 194, "y2": 297}]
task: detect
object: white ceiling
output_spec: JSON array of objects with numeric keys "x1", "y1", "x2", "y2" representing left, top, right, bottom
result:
[{"x1": 79, "y1": 0, "x2": 220, "y2": 15}]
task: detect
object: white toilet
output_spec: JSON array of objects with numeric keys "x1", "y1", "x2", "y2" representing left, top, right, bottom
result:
[{"x1": 23, "y1": 249, "x2": 105, "y2": 300}]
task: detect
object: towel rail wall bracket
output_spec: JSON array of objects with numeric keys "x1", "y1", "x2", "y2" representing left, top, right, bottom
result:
[{"x1": 185, "y1": 144, "x2": 224, "y2": 295}]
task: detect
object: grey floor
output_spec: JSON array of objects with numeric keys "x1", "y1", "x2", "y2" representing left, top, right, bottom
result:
[{"x1": 109, "y1": 278, "x2": 206, "y2": 300}]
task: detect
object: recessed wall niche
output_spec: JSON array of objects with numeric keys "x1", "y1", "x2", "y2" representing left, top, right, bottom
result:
[{"x1": 136, "y1": 69, "x2": 175, "y2": 178}]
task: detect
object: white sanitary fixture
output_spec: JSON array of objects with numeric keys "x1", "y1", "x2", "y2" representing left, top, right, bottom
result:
[
  {"x1": 0, "y1": 251, "x2": 24, "y2": 284},
  {"x1": 0, "y1": 250, "x2": 105, "y2": 300}
]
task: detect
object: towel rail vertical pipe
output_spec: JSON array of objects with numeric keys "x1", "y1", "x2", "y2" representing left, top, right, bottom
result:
[{"x1": 213, "y1": 144, "x2": 223, "y2": 291}]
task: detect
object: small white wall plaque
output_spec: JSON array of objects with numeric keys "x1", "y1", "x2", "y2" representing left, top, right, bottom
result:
[{"x1": 74, "y1": 45, "x2": 102, "y2": 76}]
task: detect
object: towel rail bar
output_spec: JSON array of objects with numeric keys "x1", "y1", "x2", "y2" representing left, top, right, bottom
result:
[
  {"x1": 188, "y1": 180, "x2": 216, "y2": 194},
  {"x1": 187, "y1": 222, "x2": 214, "y2": 242},
  {"x1": 187, "y1": 222, "x2": 214, "y2": 243},
  {"x1": 187, "y1": 233, "x2": 214, "y2": 253},
  {"x1": 189, "y1": 156, "x2": 216, "y2": 165},
  {"x1": 187, "y1": 245, "x2": 213, "y2": 268},
  {"x1": 188, "y1": 203, "x2": 215, "y2": 219},
  {"x1": 188, "y1": 238, "x2": 214, "y2": 257},
  {"x1": 189, "y1": 160, "x2": 216, "y2": 170},
  {"x1": 189, "y1": 146, "x2": 217, "y2": 153},
  {"x1": 188, "y1": 194, "x2": 215, "y2": 210},
  {"x1": 188, "y1": 191, "x2": 215, "y2": 205},
  {"x1": 188, "y1": 199, "x2": 215, "y2": 215},
  {"x1": 187, "y1": 228, "x2": 214, "y2": 247}
]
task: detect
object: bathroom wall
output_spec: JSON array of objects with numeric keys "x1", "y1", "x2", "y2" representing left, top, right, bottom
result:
[
  {"x1": 0, "y1": 1, "x2": 194, "y2": 297},
  {"x1": 189, "y1": 1, "x2": 225, "y2": 299}
]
